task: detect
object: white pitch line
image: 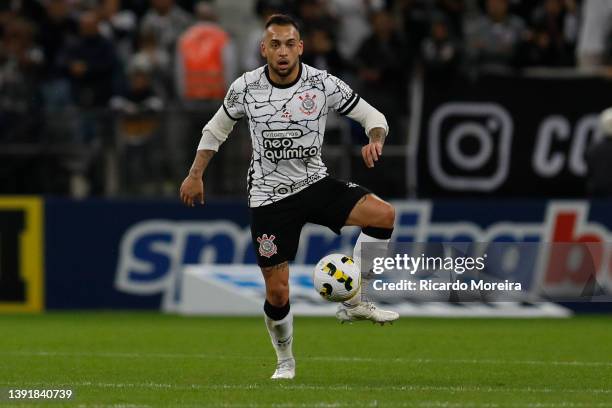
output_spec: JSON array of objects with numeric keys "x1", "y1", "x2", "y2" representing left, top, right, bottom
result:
[
  {"x1": 311, "y1": 356, "x2": 612, "y2": 368},
  {"x1": 174, "y1": 403, "x2": 612, "y2": 408},
  {"x1": 2, "y1": 400, "x2": 612, "y2": 408},
  {"x1": 74, "y1": 405, "x2": 151, "y2": 408},
  {"x1": 409, "y1": 404, "x2": 612, "y2": 408},
  {"x1": 2, "y1": 350, "x2": 612, "y2": 368},
  {"x1": 1, "y1": 381, "x2": 611, "y2": 395},
  {"x1": 0, "y1": 405, "x2": 149, "y2": 408},
  {"x1": 1, "y1": 403, "x2": 611, "y2": 408}
]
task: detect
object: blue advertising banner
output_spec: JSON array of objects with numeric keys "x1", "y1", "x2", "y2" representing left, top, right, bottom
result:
[
  {"x1": 44, "y1": 198, "x2": 250, "y2": 309},
  {"x1": 43, "y1": 198, "x2": 612, "y2": 310}
]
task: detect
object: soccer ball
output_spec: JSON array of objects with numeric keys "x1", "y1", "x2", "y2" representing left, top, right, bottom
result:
[{"x1": 313, "y1": 253, "x2": 361, "y2": 302}]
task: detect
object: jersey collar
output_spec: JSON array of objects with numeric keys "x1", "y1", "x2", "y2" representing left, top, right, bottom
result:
[{"x1": 264, "y1": 63, "x2": 303, "y2": 89}]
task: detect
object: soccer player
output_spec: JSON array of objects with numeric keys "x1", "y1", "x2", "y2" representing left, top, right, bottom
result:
[{"x1": 180, "y1": 14, "x2": 398, "y2": 380}]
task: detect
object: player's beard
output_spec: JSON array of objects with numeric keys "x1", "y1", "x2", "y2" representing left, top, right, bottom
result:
[{"x1": 271, "y1": 58, "x2": 299, "y2": 78}]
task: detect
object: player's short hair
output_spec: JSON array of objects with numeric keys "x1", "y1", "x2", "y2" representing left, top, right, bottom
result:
[{"x1": 264, "y1": 14, "x2": 301, "y2": 35}]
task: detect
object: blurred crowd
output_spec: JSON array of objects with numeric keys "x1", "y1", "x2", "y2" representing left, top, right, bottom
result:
[{"x1": 1, "y1": 0, "x2": 611, "y2": 196}]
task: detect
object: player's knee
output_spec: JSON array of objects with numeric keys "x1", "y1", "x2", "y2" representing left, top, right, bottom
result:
[
  {"x1": 378, "y1": 202, "x2": 395, "y2": 228},
  {"x1": 267, "y1": 282, "x2": 289, "y2": 306}
]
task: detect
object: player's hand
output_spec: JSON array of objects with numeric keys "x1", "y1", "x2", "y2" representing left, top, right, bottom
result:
[
  {"x1": 361, "y1": 141, "x2": 383, "y2": 168},
  {"x1": 179, "y1": 175, "x2": 205, "y2": 207}
]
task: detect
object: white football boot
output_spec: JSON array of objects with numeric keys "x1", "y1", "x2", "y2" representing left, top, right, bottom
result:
[
  {"x1": 336, "y1": 302, "x2": 399, "y2": 325},
  {"x1": 271, "y1": 358, "x2": 296, "y2": 380}
]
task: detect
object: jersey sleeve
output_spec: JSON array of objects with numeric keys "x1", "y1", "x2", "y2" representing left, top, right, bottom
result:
[
  {"x1": 324, "y1": 73, "x2": 360, "y2": 116},
  {"x1": 222, "y1": 75, "x2": 246, "y2": 121}
]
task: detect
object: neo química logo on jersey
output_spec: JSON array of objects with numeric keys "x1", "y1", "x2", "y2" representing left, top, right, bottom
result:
[{"x1": 261, "y1": 129, "x2": 319, "y2": 163}]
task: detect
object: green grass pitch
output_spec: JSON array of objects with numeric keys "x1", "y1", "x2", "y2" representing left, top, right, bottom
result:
[{"x1": 1, "y1": 313, "x2": 611, "y2": 407}]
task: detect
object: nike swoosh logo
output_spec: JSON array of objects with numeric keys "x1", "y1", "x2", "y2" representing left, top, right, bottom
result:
[{"x1": 255, "y1": 104, "x2": 267, "y2": 109}]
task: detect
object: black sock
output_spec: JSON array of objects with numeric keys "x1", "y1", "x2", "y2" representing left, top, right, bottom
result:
[
  {"x1": 264, "y1": 300, "x2": 290, "y2": 321},
  {"x1": 362, "y1": 226, "x2": 393, "y2": 240}
]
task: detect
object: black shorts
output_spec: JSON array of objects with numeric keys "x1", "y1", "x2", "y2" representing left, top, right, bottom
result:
[{"x1": 250, "y1": 177, "x2": 370, "y2": 267}]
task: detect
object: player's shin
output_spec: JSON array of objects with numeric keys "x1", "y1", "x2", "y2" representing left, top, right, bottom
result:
[
  {"x1": 263, "y1": 300, "x2": 294, "y2": 361},
  {"x1": 344, "y1": 226, "x2": 393, "y2": 308}
]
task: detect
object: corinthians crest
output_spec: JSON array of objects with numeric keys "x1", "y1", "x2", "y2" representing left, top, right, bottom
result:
[
  {"x1": 298, "y1": 93, "x2": 317, "y2": 115},
  {"x1": 257, "y1": 234, "x2": 278, "y2": 258}
]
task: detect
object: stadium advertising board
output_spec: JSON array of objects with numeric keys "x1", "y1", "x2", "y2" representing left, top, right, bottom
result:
[
  {"x1": 44, "y1": 198, "x2": 249, "y2": 309},
  {"x1": 413, "y1": 74, "x2": 612, "y2": 197},
  {"x1": 0, "y1": 197, "x2": 44, "y2": 312},
  {"x1": 41, "y1": 198, "x2": 612, "y2": 311}
]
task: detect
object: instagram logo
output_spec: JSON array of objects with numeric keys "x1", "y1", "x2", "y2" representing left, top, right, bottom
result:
[{"x1": 428, "y1": 102, "x2": 513, "y2": 191}]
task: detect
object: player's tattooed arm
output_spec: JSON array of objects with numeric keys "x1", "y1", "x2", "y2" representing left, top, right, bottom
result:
[
  {"x1": 368, "y1": 127, "x2": 386, "y2": 146},
  {"x1": 180, "y1": 149, "x2": 215, "y2": 207},
  {"x1": 362, "y1": 127, "x2": 386, "y2": 168},
  {"x1": 188, "y1": 149, "x2": 215, "y2": 180}
]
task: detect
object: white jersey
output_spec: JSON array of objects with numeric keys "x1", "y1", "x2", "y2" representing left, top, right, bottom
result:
[{"x1": 222, "y1": 63, "x2": 360, "y2": 208}]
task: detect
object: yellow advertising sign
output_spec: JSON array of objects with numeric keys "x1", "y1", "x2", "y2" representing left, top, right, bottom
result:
[{"x1": 0, "y1": 197, "x2": 44, "y2": 312}]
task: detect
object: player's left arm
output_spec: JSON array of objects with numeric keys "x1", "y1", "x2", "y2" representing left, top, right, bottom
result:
[
  {"x1": 344, "y1": 98, "x2": 388, "y2": 168},
  {"x1": 325, "y1": 74, "x2": 388, "y2": 168}
]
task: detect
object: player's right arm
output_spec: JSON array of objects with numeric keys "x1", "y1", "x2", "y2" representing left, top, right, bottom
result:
[
  {"x1": 180, "y1": 149, "x2": 214, "y2": 207},
  {"x1": 179, "y1": 77, "x2": 246, "y2": 207}
]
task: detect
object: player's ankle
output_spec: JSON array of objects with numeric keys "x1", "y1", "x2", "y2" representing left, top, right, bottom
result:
[
  {"x1": 277, "y1": 352, "x2": 294, "y2": 361},
  {"x1": 341, "y1": 289, "x2": 361, "y2": 308}
]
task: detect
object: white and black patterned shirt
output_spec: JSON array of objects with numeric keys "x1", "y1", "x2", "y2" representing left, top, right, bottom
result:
[{"x1": 221, "y1": 63, "x2": 360, "y2": 208}]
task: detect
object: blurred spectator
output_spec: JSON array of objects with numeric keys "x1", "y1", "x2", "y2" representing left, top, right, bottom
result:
[
  {"x1": 0, "y1": 18, "x2": 44, "y2": 142},
  {"x1": 295, "y1": 0, "x2": 337, "y2": 38},
  {"x1": 328, "y1": 0, "x2": 372, "y2": 60},
  {"x1": 37, "y1": 0, "x2": 78, "y2": 109},
  {"x1": 562, "y1": 0, "x2": 579, "y2": 42},
  {"x1": 97, "y1": 0, "x2": 137, "y2": 64},
  {"x1": 465, "y1": 0, "x2": 528, "y2": 72},
  {"x1": 355, "y1": 9, "x2": 411, "y2": 144},
  {"x1": 38, "y1": 0, "x2": 78, "y2": 76},
  {"x1": 57, "y1": 10, "x2": 117, "y2": 108},
  {"x1": 576, "y1": 0, "x2": 612, "y2": 71},
  {"x1": 130, "y1": 29, "x2": 171, "y2": 99},
  {"x1": 175, "y1": 2, "x2": 236, "y2": 102},
  {"x1": 110, "y1": 58, "x2": 165, "y2": 195},
  {"x1": 55, "y1": 7, "x2": 117, "y2": 177},
  {"x1": 435, "y1": 0, "x2": 466, "y2": 39},
  {"x1": 420, "y1": 13, "x2": 462, "y2": 80},
  {"x1": 0, "y1": 4, "x2": 15, "y2": 36},
  {"x1": 396, "y1": 0, "x2": 432, "y2": 50},
  {"x1": 243, "y1": 0, "x2": 286, "y2": 72},
  {"x1": 174, "y1": 2, "x2": 236, "y2": 184},
  {"x1": 111, "y1": 59, "x2": 164, "y2": 115},
  {"x1": 585, "y1": 107, "x2": 612, "y2": 196},
  {"x1": 506, "y1": 0, "x2": 540, "y2": 22},
  {"x1": 10, "y1": 0, "x2": 46, "y2": 24},
  {"x1": 293, "y1": 0, "x2": 340, "y2": 74},
  {"x1": 120, "y1": 0, "x2": 150, "y2": 20},
  {"x1": 140, "y1": 0, "x2": 193, "y2": 55},
  {"x1": 302, "y1": 25, "x2": 346, "y2": 74},
  {"x1": 523, "y1": 0, "x2": 578, "y2": 67}
]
